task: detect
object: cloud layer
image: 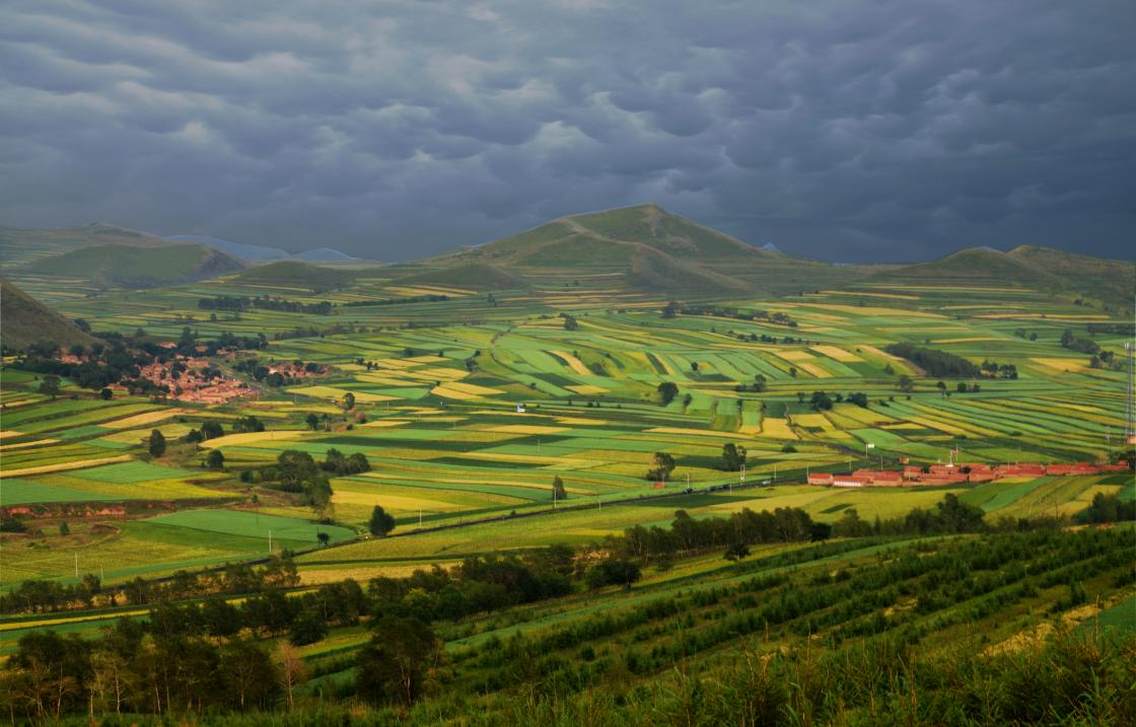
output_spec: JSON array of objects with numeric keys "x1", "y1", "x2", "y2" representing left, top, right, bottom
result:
[{"x1": 2, "y1": 0, "x2": 1134, "y2": 261}]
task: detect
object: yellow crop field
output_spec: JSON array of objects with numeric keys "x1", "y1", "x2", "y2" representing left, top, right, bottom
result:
[
  {"x1": 0, "y1": 437, "x2": 59, "y2": 451},
  {"x1": 555, "y1": 417, "x2": 610, "y2": 425},
  {"x1": 457, "y1": 452, "x2": 591, "y2": 467},
  {"x1": 2, "y1": 454, "x2": 133, "y2": 478},
  {"x1": 99, "y1": 423, "x2": 192, "y2": 444},
  {"x1": 817, "y1": 303, "x2": 945, "y2": 318},
  {"x1": 777, "y1": 350, "x2": 816, "y2": 362},
  {"x1": 551, "y1": 350, "x2": 592, "y2": 375},
  {"x1": 566, "y1": 384, "x2": 608, "y2": 395},
  {"x1": 978, "y1": 313, "x2": 1110, "y2": 321},
  {"x1": 289, "y1": 386, "x2": 397, "y2": 403},
  {"x1": 103, "y1": 408, "x2": 187, "y2": 429},
  {"x1": 793, "y1": 414, "x2": 832, "y2": 429},
  {"x1": 816, "y1": 290, "x2": 919, "y2": 300},
  {"x1": 371, "y1": 358, "x2": 420, "y2": 369},
  {"x1": 810, "y1": 345, "x2": 863, "y2": 362},
  {"x1": 830, "y1": 404, "x2": 898, "y2": 426},
  {"x1": 417, "y1": 367, "x2": 468, "y2": 381},
  {"x1": 358, "y1": 419, "x2": 411, "y2": 428},
  {"x1": 432, "y1": 381, "x2": 503, "y2": 398},
  {"x1": 761, "y1": 418, "x2": 798, "y2": 439},
  {"x1": 356, "y1": 373, "x2": 422, "y2": 385},
  {"x1": 201, "y1": 430, "x2": 308, "y2": 448},
  {"x1": 646, "y1": 427, "x2": 741, "y2": 439},
  {"x1": 1031, "y1": 358, "x2": 1090, "y2": 373},
  {"x1": 796, "y1": 362, "x2": 831, "y2": 378},
  {"x1": 481, "y1": 424, "x2": 567, "y2": 435},
  {"x1": 333, "y1": 490, "x2": 464, "y2": 512}
]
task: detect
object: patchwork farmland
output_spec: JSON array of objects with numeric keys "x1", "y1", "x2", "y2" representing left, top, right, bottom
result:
[
  {"x1": 2, "y1": 274, "x2": 1131, "y2": 589},
  {"x1": 0, "y1": 213, "x2": 1133, "y2": 724}
]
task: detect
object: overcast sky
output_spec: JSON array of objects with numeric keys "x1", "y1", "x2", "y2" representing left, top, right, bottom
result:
[{"x1": 1, "y1": 1, "x2": 1134, "y2": 262}]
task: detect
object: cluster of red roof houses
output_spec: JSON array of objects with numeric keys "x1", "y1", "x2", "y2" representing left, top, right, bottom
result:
[{"x1": 808, "y1": 462, "x2": 1129, "y2": 488}]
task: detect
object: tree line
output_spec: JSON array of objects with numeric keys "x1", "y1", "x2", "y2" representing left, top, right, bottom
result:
[{"x1": 198, "y1": 295, "x2": 335, "y2": 315}]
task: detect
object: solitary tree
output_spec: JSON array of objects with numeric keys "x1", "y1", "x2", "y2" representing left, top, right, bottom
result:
[
  {"x1": 657, "y1": 382, "x2": 679, "y2": 406},
  {"x1": 206, "y1": 449, "x2": 225, "y2": 470},
  {"x1": 368, "y1": 505, "x2": 397, "y2": 537},
  {"x1": 316, "y1": 532, "x2": 330, "y2": 547},
  {"x1": 99, "y1": 387, "x2": 113, "y2": 400},
  {"x1": 897, "y1": 375, "x2": 915, "y2": 393},
  {"x1": 343, "y1": 392, "x2": 356, "y2": 410},
  {"x1": 305, "y1": 413, "x2": 321, "y2": 431},
  {"x1": 721, "y1": 443, "x2": 747, "y2": 471},
  {"x1": 647, "y1": 451, "x2": 677, "y2": 481},
  {"x1": 38, "y1": 374, "x2": 61, "y2": 399},
  {"x1": 148, "y1": 429, "x2": 166, "y2": 457},
  {"x1": 552, "y1": 475, "x2": 568, "y2": 502}
]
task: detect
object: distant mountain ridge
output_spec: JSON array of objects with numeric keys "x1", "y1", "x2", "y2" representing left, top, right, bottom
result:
[
  {"x1": 165, "y1": 234, "x2": 290, "y2": 262},
  {"x1": 865, "y1": 245, "x2": 1134, "y2": 306},
  {"x1": 414, "y1": 204, "x2": 866, "y2": 294},
  {"x1": 2, "y1": 216, "x2": 1129, "y2": 302},
  {"x1": 165, "y1": 235, "x2": 358, "y2": 263}
]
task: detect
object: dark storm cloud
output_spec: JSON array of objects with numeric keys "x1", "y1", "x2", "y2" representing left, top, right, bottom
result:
[{"x1": 1, "y1": 0, "x2": 1133, "y2": 261}]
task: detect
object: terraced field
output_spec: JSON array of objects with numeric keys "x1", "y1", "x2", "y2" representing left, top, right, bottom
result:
[{"x1": 2, "y1": 276, "x2": 1132, "y2": 587}]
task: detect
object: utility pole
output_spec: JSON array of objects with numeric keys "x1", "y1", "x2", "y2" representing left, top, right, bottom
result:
[
  {"x1": 268, "y1": 530, "x2": 272, "y2": 554},
  {"x1": 74, "y1": 553, "x2": 78, "y2": 579}
]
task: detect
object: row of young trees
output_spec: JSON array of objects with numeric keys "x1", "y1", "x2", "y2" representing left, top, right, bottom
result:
[
  {"x1": 198, "y1": 295, "x2": 334, "y2": 315},
  {"x1": 610, "y1": 493, "x2": 988, "y2": 564},
  {"x1": 0, "y1": 554, "x2": 300, "y2": 614}
]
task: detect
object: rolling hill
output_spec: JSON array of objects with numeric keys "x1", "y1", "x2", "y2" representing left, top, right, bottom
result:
[
  {"x1": 864, "y1": 245, "x2": 1134, "y2": 307},
  {"x1": 0, "y1": 223, "x2": 165, "y2": 267},
  {"x1": 416, "y1": 204, "x2": 865, "y2": 295},
  {"x1": 0, "y1": 279, "x2": 99, "y2": 351},
  {"x1": 19, "y1": 243, "x2": 244, "y2": 289},
  {"x1": 164, "y1": 234, "x2": 290, "y2": 262}
]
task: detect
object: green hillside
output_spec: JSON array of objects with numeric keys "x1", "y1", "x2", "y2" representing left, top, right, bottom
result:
[
  {"x1": 19, "y1": 243, "x2": 243, "y2": 289},
  {"x1": 396, "y1": 261, "x2": 528, "y2": 291},
  {"x1": 1006, "y1": 245, "x2": 1135, "y2": 307},
  {"x1": 865, "y1": 245, "x2": 1134, "y2": 307},
  {"x1": 233, "y1": 260, "x2": 362, "y2": 292},
  {"x1": 0, "y1": 278, "x2": 99, "y2": 351},
  {"x1": 434, "y1": 204, "x2": 866, "y2": 295},
  {"x1": 0, "y1": 223, "x2": 165, "y2": 267}
]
